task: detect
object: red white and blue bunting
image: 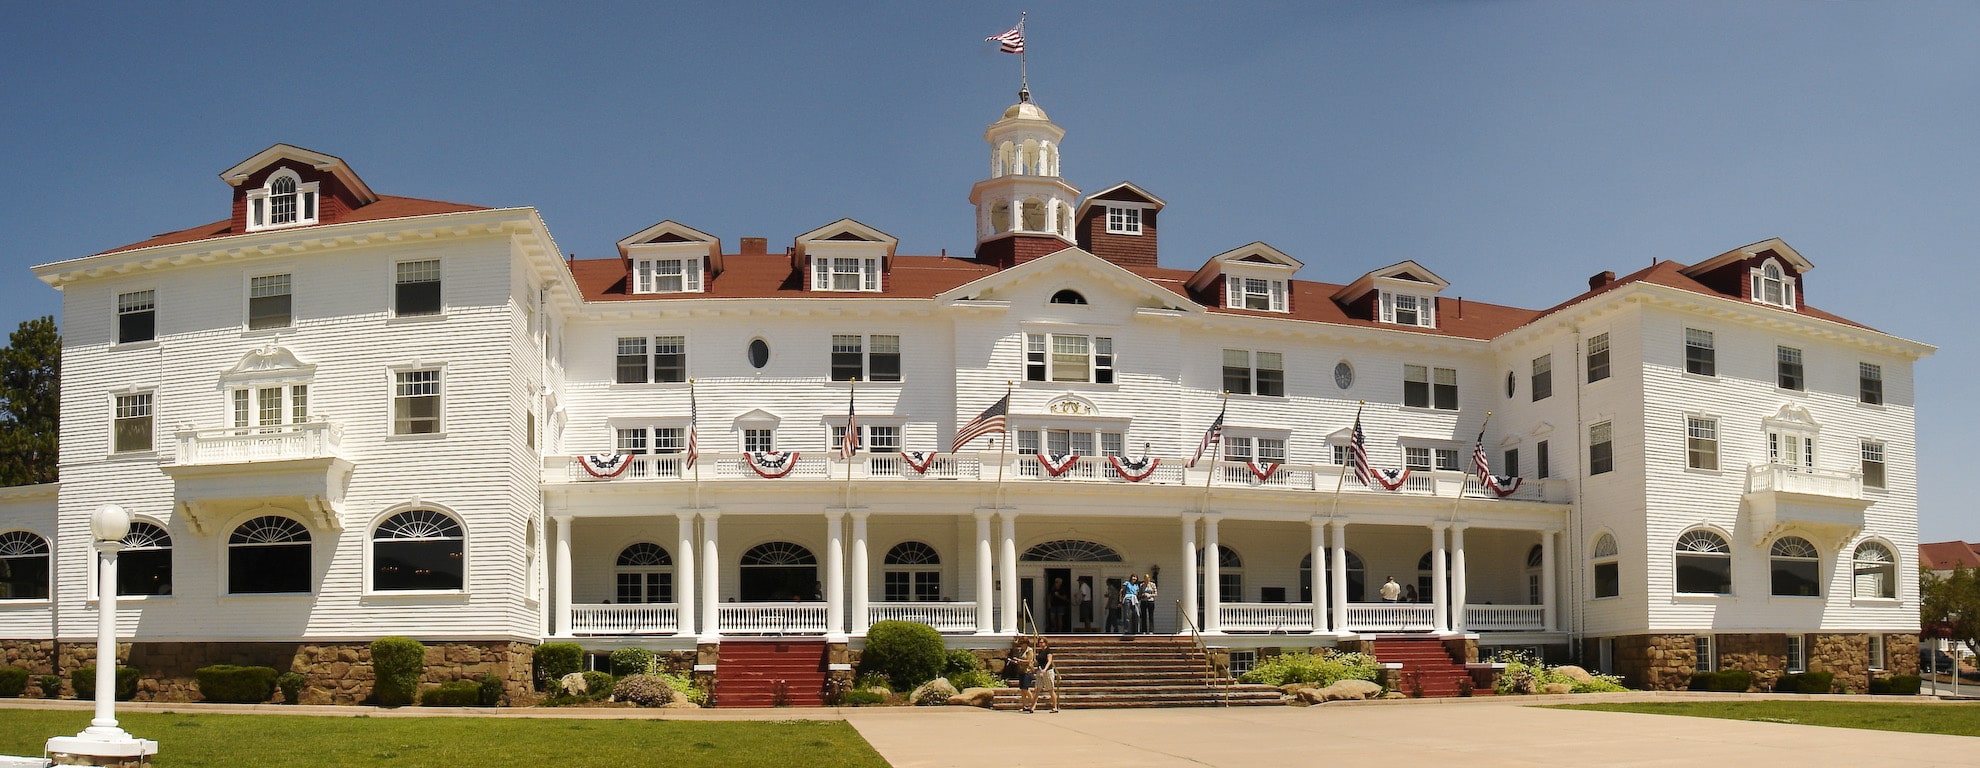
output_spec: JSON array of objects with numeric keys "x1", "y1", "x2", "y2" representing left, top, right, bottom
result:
[
  {"x1": 579, "y1": 454, "x2": 633, "y2": 479},
  {"x1": 1035, "y1": 453, "x2": 1081, "y2": 477},
  {"x1": 743, "y1": 451, "x2": 801, "y2": 479},
  {"x1": 1245, "y1": 460, "x2": 1280, "y2": 482},
  {"x1": 901, "y1": 451, "x2": 940, "y2": 475},
  {"x1": 1481, "y1": 474, "x2": 1523, "y2": 498},
  {"x1": 1367, "y1": 467, "x2": 1411, "y2": 491},
  {"x1": 1108, "y1": 455, "x2": 1160, "y2": 482}
]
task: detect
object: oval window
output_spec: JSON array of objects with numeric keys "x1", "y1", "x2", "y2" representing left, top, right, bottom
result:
[
  {"x1": 748, "y1": 339, "x2": 770, "y2": 369},
  {"x1": 1332, "y1": 361, "x2": 1354, "y2": 390},
  {"x1": 1506, "y1": 371, "x2": 1517, "y2": 398}
]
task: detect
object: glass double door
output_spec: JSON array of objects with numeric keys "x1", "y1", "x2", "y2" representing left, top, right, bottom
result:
[{"x1": 1023, "y1": 566, "x2": 1108, "y2": 634}]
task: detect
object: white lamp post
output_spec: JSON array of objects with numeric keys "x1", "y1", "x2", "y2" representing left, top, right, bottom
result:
[{"x1": 47, "y1": 504, "x2": 158, "y2": 764}]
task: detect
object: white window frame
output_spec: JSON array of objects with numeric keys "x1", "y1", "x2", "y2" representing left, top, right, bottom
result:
[
  {"x1": 1222, "y1": 433, "x2": 1288, "y2": 463},
  {"x1": 1024, "y1": 331, "x2": 1115, "y2": 385},
  {"x1": 1015, "y1": 427, "x2": 1127, "y2": 458},
  {"x1": 1591, "y1": 533, "x2": 1620, "y2": 600},
  {"x1": 1222, "y1": 349, "x2": 1284, "y2": 397},
  {"x1": 1858, "y1": 362, "x2": 1883, "y2": 405},
  {"x1": 614, "y1": 424, "x2": 688, "y2": 455},
  {"x1": 1589, "y1": 421, "x2": 1614, "y2": 475},
  {"x1": 1379, "y1": 291, "x2": 1436, "y2": 328},
  {"x1": 1868, "y1": 634, "x2": 1886, "y2": 670},
  {"x1": 830, "y1": 334, "x2": 902, "y2": 383},
  {"x1": 1777, "y1": 345, "x2": 1804, "y2": 391},
  {"x1": 366, "y1": 506, "x2": 468, "y2": 595},
  {"x1": 392, "y1": 259, "x2": 443, "y2": 317},
  {"x1": 1586, "y1": 332, "x2": 1611, "y2": 383},
  {"x1": 230, "y1": 384, "x2": 309, "y2": 432},
  {"x1": 117, "y1": 289, "x2": 157, "y2": 345},
  {"x1": 1785, "y1": 634, "x2": 1806, "y2": 672},
  {"x1": 633, "y1": 257, "x2": 704, "y2": 294},
  {"x1": 1767, "y1": 428, "x2": 1815, "y2": 470},
  {"x1": 1685, "y1": 416, "x2": 1719, "y2": 471},
  {"x1": 1403, "y1": 364, "x2": 1458, "y2": 410},
  {"x1": 1853, "y1": 540, "x2": 1897, "y2": 600},
  {"x1": 1860, "y1": 440, "x2": 1886, "y2": 489},
  {"x1": 1750, "y1": 258, "x2": 1796, "y2": 309},
  {"x1": 829, "y1": 422, "x2": 902, "y2": 455},
  {"x1": 1105, "y1": 206, "x2": 1142, "y2": 235},
  {"x1": 246, "y1": 273, "x2": 293, "y2": 331},
  {"x1": 1225, "y1": 276, "x2": 1287, "y2": 313},
  {"x1": 111, "y1": 390, "x2": 155, "y2": 454},
  {"x1": 1530, "y1": 354, "x2": 1552, "y2": 401},
  {"x1": 742, "y1": 428, "x2": 775, "y2": 453},
  {"x1": 390, "y1": 367, "x2": 444, "y2": 437},
  {"x1": 1693, "y1": 635, "x2": 1715, "y2": 673},
  {"x1": 244, "y1": 169, "x2": 321, "y2": 232},
  {"x1": 1685, "y1": 328, "x2": 1716, "y2": 377},
  {"x1": 1675, "y1": 528, "x2": 1733, "y2": 596},
  {"x1": 810, "y1": 256, "x2": 881, "y2": 292}
]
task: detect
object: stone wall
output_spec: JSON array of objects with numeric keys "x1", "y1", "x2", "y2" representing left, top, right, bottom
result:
[
  {"x1": 1884, "y1": 634, "x2": 1920, "y2": 676},
  {"x1": 31, "y1": 640, "x2": 536, "y2": 705},
  {"x1": 1611, "y1": 634, "x2": 1694, "y2": 691},
  {"x1": 1808, "y1": 633, "x2": 1869, "y2": 693},
  {"x1": 1716, "y1": 633, "x2": 1786, "y2": 692},
  {"x1": 1443, "y1": 637, "x2": 1478, "y2": 664}
]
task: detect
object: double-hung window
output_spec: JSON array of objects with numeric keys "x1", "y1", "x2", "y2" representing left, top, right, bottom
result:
[
  {"x1": 830, "y1": 334, "x2": 901, "y2": 382},
  {"x1": 1751, "y1": 261, "x2": 1795, "y2": 308},
  {"x1": 1768, "y1": 429, "x2": 1814, "y2": 470},
  {"x1": 1861, "y1": 440, "x2": 1886, "y2": 489},
  {"x1": 743, "y1": 429, "x2": 774, "y2": 453},
  {"x1": 1106, "y1": 206, "x2": 1141, "y2": 235},
  {"x1": 1685, "y1": 328, "x2": 1715, "y2": 376},
  {"x1": 830, "y1": 424, "x2": 900, "y2": 455},
  {"x1": 1225, "y1": 277, "x2": 1287, "y2": 312},
  {"x1": 1223, "y1": 435, "x2": 1287, "y2": 464},
  {"x1": 245, "y1": 171, "x2": 319, "y2": 231},
  {"x1": 1222, "y1": 350, "x2": 1284, "y2": 396},
  {"x1": 248, "y1": 274, "x2": 292, "y2": 330},
  {"x1": 1686, "y1": 417, "x2": 1718, "y2": 470},
  {"x1": 117, "y1": 290, "x2": 156, "y2": 344},
  {"x1": 1777, "y1": 346, "x2": 1804, "y2": 391},
  {"x1": 617, "y1": 426, "x2": 686, "y2": 455},
  {"x1": 616, "y1": 336, "x2": 687, "y2": 384},
  {"x1": 1403, "y1": 365, "x2": 1457, "y2": 410},
  {"x1": 1530, "y1": 355, "x2": 1552, "y2": 401},
  {"x1": 1859, "y1": 363, "x2": 1883, "y2": 405},
  {"x1": 1785, "y1": 635, "x2": 1807, "y2": 671},
  {"x1": 1588, "y1": 421, "x2": 1614, "y2": 475},
  {"x1": 1536, "y1": 440, "x2": 1550, "y2": 479},
  {"x1": 1380, "y1": 292, "x2": 1436, "y2": 328},
  {"x1": 113, "y1": 393, "x2": 153, "y2": 453},
  {"x1": 393, "y1": 369, "x2": 441, "y2": 435},
  {"x1": 394, "y1": 260, "x2": 442, "y2": 316},
  {"x1": 1403, "y1": 446, "x2": 1457, "y2": 471},
  {"x1": 1016, "y1": 428, "x2": 1125, "y2": 458},
  {"x1": 232, "y1": 385, "x2": 309, "y2": 432},
  {"x1": 812, "y1": 257, "x2": 880, "y2": 292},
  {"x1": 1025, "y1": 332, "x2": 1114, "y2": 384},
  {"x1": 1586, "y1": 333, "x2": 1611, "y2": 383},
  {"x1": 634, "y1": 257, "x2": 703, "y2": 294}
]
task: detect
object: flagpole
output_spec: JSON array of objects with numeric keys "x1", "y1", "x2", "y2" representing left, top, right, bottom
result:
[
  {"x1": 1450, "y1": 411, "x2": 1493, "y2": 521},
  {"x1": 1199, "y1": 390, "x2": 1229, "y2": 517},
  {"x1": 689, "y1": 379, "x2": 701, "y2": 510},
  {"x1": 1326, "y1": 401, "x2": 1364, "y2": 522},
  {"x1": 993, "y1": 382, "x2": 1012, "y2": 512},
  {"x1": 1017, "y1": 11, "x2": 1029, "y2": 98},
  {"x1": 844, "y1": 377, "x2": 857, "y2": 513}
]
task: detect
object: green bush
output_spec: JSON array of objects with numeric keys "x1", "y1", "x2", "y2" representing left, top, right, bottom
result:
[
  {"x1": 477, "y1": 674, "x2": 504, "y2": 706},
  {"x1": 1686, "y1": 669, "x2": 1753, "y2": 692},
  {"x1": 533, "y1": 642, "x2": 584, "y2": 689},
  {"x1": 1871, "y1": 675, "x2": 1921, "y2": 695},
  {"x1": 419, "y1": 680, "x2": 483, "y2": 706},
  {"x1": 1238, "y1": 650, "x2": 1382, "y2": 688},
  {"x1": 1774, "y1": 671, "x2": 1834, "y2": 694},
  {"x1": 609, "y1": 648, "x2": 656, "y2": 678},
  {"x1": 949, "y1": 668, "x2": 1003, "y2": 690},
  {"x1": 612, "y1": 674, "x2": 674, "y2": 706},
  {"x1": 857, "y1": 621, "x2": 946, "y2": 689},
  {"x1": 370, "y1": 636, "x2": 427, "y2": 707},
  {"x1": 195, "y1": 665, "x2": 278, "y2": 703},
  {"x1": 0, "y1": 667, "x2": 27, "y2": 698},
  {"x1": 942, "y1": 649, "x2": 981, "y2": 677},
  {"x1": 842, "y1": 689, "x2": 885, "y2": 706},
  {"x1": 581, "y1": 671, "x2": 616, "y2": 700},
  {"x1": 38, "y1": 675, "x2": 61, "y2": 698},
  {"x1": 72, "y1": 666, "x2": 139, "y2": 701},
  {"x1": 1490, "y1": 651, "x2": 1628, "y2": 694},
  {"x1": 658, "y1": 671, "x2": 709, "y2": 706},
  {"x1": 277, "y1": 672, "x2": 305, "y2": 704}
]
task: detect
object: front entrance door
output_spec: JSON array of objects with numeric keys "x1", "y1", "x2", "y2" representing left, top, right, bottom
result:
[{"x1": 1032, "y1": 566, "x2": 1107, "y2": 633}]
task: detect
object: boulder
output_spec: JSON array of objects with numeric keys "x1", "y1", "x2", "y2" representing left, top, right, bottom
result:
[
  {"x1": 1280, "y1": 683, "x2": 1307, "y2": 695},
  {"x1": 1554, "y1": 665, "x2": 1596, "y2": 685},
  {"x1": 910, "y1": 678, "x2": 958, "y2": 706},
  {"x1": 864, "y1": 686, "x2": 893, "y2": 699},
  {"x1": 1294, "y1": 687, "x2": 1326, "y2": 705},
  {"x1": 558, "y1": 672, "x2": 588, "y2": 697},
  {"x1": 1314, "y1": 679, "x2": 1384, "y2": 702},
  {"x1": 1380, "y1": 691, "x2": 1408, "y2": 699},
  {"x1": 1541, "y1": 683, "x2": 1574, "y2": 695},
  {"x1": 948, "y1": 687, "x2": 998, "y2": 707}
]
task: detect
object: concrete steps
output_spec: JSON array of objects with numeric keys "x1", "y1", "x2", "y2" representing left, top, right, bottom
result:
[
  {"x1": 713, "y1": 640, "x2": 828, "y2": 707},
  {"x1": 1370, "y1": 636, "x2": 1472, "y2": 698},
  {"x1": 990, "y1": 635, "x2": 1285, "y2": 710}
]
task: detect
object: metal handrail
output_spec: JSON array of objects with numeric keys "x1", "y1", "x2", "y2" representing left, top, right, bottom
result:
[{"x1": 1174, "y1": 599, "x2": 1229, "y2": 707}]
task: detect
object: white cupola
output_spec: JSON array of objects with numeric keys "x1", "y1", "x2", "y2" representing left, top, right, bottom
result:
[{"x1": 969, "y1": 89, "x2": 1081, "y2": 268}]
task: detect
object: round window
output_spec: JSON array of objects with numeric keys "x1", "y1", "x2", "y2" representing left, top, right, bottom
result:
[
  {"x1": 1332, "y1": 361, "x2": 1354, "y2": 390},
  {"x1": 748, "y1": 339, "x2": 770, "y2": 369},
  {"x1": 1506, "y1": 371, "x2": 1517, "y2": 398}
]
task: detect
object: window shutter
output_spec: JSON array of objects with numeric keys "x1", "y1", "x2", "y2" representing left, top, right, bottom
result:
[
  {"x1": 811, "y1": 257, "x2": 828, "y2": 291},
  {"x1": 685, "y1": 258, "x2": 703, "y2": 292},
  {"x1": 862, "y1": 258, "x2": 879, "y2": 291},
  {"x1": 1380, "y1": 292, "x2": 1394, "y2": 323},
  {"x1": 1269, "y1": 280, "x2": 1287, "y2": 312},
  {"x1": 1225, "y1": 275, "x2": 1241, "y2": 308}
]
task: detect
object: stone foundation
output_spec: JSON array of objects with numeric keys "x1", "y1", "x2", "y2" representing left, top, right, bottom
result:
[
  {"x1": 1608, "y1": 631, "x2": 1912, "y2": 692},
  {"x1": 1443, "y1": 637, "x2": 1478, "y2": 664},
  {"x1": 20, "y1": 640, "x2": 536, "y2": 705},
  {"x1": 1611, "y1": 634, "x2": 1694, "y2": 691},
  {"x1": 1884, "y1": 633, "x2": 1920, "y2": 676}
]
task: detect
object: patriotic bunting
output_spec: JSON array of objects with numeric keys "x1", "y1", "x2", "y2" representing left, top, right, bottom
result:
[
  {"x1": 579, "y1": 454, "x2": 633, "y2": 479},
  {"x1": 1369, "y1": 467, "x2": 1412, "y2": 491},
  {"x1": 1245, "y1": 460, "x2": 1281, "y2": 482},
  {"x1": 1108, "y1": 454, "x2": 1160, "y2": 482},
  {"x1": 1482, "y1": 473, "x2": 1523, "y2": 497},
  {"x1": 1349, "y1": 411, "x2": 1410, "y2": 491},
  {"x1": 901, "y1": 451, "x2": 940, "y2": 474},
  {"x1": 1035, "y1": 453, "x2": 1080, "y2": 477},
  {"x1": 1473, "y1": 428, "x2": 1522, "y2": 497},
  {"x1": 743, "y1": 451, "x2": 801, "y2": 479}
]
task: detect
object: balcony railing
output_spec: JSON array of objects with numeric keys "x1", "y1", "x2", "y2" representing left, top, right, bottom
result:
[
  {"x1": 867, "y1": 602, "x2": 979, "y2": 633},
  {"x1": 174, "y1": 421, "x2": 342, "y2": 465},
  {"x1": 717, "y1": 602, "x2": 829, "y2": 635},
  {"x1": 1462, "y1": 604, "x2": 1546, "y2": 631},
  {"x1": 1345, "y1": 603, "x2": 1438, "y2": 632},
  {"x1": 1746, "y1": 463, "x2": 1865, "y2": 500},
  {"x1": 1219, "y1": 603, "x2": 1316, "y2": 633},
  {"x1": 570, "y1": 604, "x2": 679, "y2": 635}
]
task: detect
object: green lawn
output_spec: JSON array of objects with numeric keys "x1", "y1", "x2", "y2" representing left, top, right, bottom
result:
[
  {"x1": 0, "y1": 710, "x2": 890, "y2": 768},
  {"x1": 1551, "y1": 700, "x2": 1980, "y2": 737}
]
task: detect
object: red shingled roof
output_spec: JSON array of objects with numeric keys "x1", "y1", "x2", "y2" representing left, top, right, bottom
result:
[
  {"x1": 1534, "y1": 260, "x2": 1874, "y2": 332},
  {"x1": 92, "y1": 195, "x2": 489, "y2": 257},
  {"x1": 1920, "y1": 541, "x2": 1980, "y2": 571},
  {"x1": 572, "y1": 253, "x2": 1000, "y2": 301}
]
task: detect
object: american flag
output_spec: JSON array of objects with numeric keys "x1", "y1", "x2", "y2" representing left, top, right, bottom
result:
[
  {"x1": 839, "y1": 385, "x2": 860, "y2": 460},
  {"x1": 986, "y1": 21, "x2": 1024, "y2": 54},
  {"x1": 1188, "y1": 405, "x2": 1226, "y2": 468},
  {"x1": 952, "y1": 393, "x2": 1009, "y2": 452},
  {"x1": 685, "y1": 382, "x2": 700, "y2": 469},
  {"x1": 1471, "y1": 428, "x2": 1492, "y2": 482},
  {"x1": 1349, "y1": 413, "x2": 1374, "y2": 487}
]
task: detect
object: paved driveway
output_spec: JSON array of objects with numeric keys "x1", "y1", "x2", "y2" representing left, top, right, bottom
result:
[{"x1": 845, "y1": 697, "x2": 1980, "y2": 768}]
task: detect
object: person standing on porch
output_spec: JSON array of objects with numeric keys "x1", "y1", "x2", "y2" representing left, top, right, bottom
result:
[
  {"x1": 1105, "y1": 579, "x2": 1122, "y2": 633},
  {"x1": 1381, "y1": 576, "x2": 1402, "y2": 603},
  {"x1": 1138, "y1": 573, "x2": 1159, "y2": 633},
  {"x1": 1077, "y1": 579, "x2": 1093, "y2": 631},
  {"x1": 1402, "y1": 583, "x2": 1418, "y2": 603},
  {"x1": 1121, "y1": 575, "x2": 1142, "y2": 638},
  {"x1": 1049, "y1": 577, "x2": 1069, "y2": 633}
]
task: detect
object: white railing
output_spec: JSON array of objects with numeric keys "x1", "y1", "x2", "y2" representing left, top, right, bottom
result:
[
  {"x1": 1747, "y1": 463, "x2": 1864, "y2": 500},
  {"x1": 569, "y1": 603, "x2": 679, "y2": 635},
  {"x1": 718, "y1": 602, "x2": 829, "y2": 635},
  {"x1": 1219, "y1": 603, "x2": 1316, "y2": 633},
  {"x1": 867, "y1": 602, "x2": 979, "y2": 633},
  {"x1": 174, "y1": 420, "x2": 342, "y2": 465},
  {"x1": 1345, "y1": 603, "x2": 1437, "y2": 632},
  {"x1": 1463, "y1": 604, "x2": 1546, "y2": 631}
]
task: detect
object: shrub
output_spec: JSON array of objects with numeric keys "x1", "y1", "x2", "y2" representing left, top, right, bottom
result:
[
  {"x1": 613, "y1": 674, "x2": 674, "y2": 706},
  {"x1": 942, "y1": 649, "x2": 981, "y2": 677},
  {"x1": 657, "y1": 671, "x2": 709, "y2": 706},
  {"x1": 72, "y1": 666, "x2": 139, "y2": 701},
  {"x1": 1871, "y1": 675, "x2": 1921, "y2": 695},
  {"x1": 38, "y1": 675, "x2": 62, "y2": 698},
  {"x1": 609, "y1": 648, "x2": 656, "y2": 678},
  {"x1": 1687, "y1": 669, "x2": 1752, "y2": 692},
  {"x1": 1491, "y1": 651, "x2": 1628, "y2": 695},
  {"x1": 370, "y1": 636, "x2": 426, "y2": 707},
  {"x1": 1775, "y1": 671, "x2": 1834, "y2": 694},
  {"x1": 533, "y1": 642, "x2": 584, "y2": 689},
  {"x1": 949, "y1": 668, "x2": 1003, "y2": 690},
  {"x1": 477, "y1": 674, "x2": 504, "y2": 706},
  {"x1": 842, "y1": 689, "x2": 886, "y2": 706},
  {"x1": 419, "y1": 680, "x2": 483, "y2": 706},
  {"x1": 858, "y1": 621, "x2": 945, "y2": 689},
  {"x1": 582, "y1": 671, "x2": 616, "y2": 700},
  {"x1": 1238, "y1": 650, "x2": 1382, "y2": 688},
  {"x1": 195, "y1": 665, "x2": 278, "y2": 703},
  {"x1": 0, "y1": 667, "x2": 27, "y2": 698},
  {"x1": 277, "y1": 672, "x2": 306, "y2": 704}
]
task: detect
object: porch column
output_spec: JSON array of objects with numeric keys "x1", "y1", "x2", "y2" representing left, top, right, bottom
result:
[
  {"x1": 699, "y1": 512, "x2": 721, "y2": 641},
  {"x1": 1329, "y1": 520, "x2": 1349, "y2": 633},
  {"x1": 825, "y1": 511, "x2": 847, "y2": 640},
  {"x1": 1202, "y1": 514, "x2": 1223, "y2": 634},
  {"x1": 1451, "y1": 524, "x2": 1469, "y2": 632},
  {"x1": 1430, "y1": 522, "x2": 1450, "y2": 633},
  {"x1": 850, "y1": 512, "x2": 870, "y2": 636},
  {"x1": 974, "y1": 511, "x2": 995, "y2": 634},
  {"x1": 1309, "y1": 517, "x2": 1328, "y2": 634},
  {"x1": 553, "y1": 515, "x2": 573, "y2": 636},
  {"x1": 1541, "y1": 530, "x2": 1558, "y2": 632},
  {"x1": 675, "y1": 512, "x2": 697, "y2": 637},
  {"x1": 1180, "y1": 514, "x2": 1200, "y2": 636},
  {"x1": 999, "y1": 512, "x2": 1019, "y2": 634}
]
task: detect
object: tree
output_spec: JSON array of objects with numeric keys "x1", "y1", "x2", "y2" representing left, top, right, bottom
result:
[
  {"x1": 0, "y1": 317, "x2": 59, "y2": 486},
  {"x1": 1921, "y1": 566, "x2": 1980, "y2": 661}
]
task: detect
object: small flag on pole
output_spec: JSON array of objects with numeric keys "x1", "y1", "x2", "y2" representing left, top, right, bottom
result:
[
  {"x1": 1473, "y1": 428, "x2": 1522, "y2": 497},
  {"x1": 1188, "y1": 403, "x2": 1227, "y2": 468},
  {"x1": 986, "y1": 20, "x2": 1025, "y2": 54},
  {"x1": 952, "y1": 393, "x2": 1010, "y2": 452},
  {"x1": 1349, "y1": 413, "x2": 1372, "y2": 487},
  {"x1": 686, "y1": 382, "x2": 700, "y2": 469},
  {"x1": 839, "y1": 384, "x2": 860, "y2": 460}
]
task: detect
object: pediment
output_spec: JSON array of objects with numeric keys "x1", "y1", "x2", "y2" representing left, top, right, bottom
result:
[
  {"x1": 1187, "y1": 242, "x2": 1302, "y2": 291},
  {"x1": 220, "y1": 345, "x2": 315, "y2": 382},
  {"x1": 733, "y1": 409, "x2": 781, "y2": 427},
  {"x1": 1682, "y1": 237, "x2": 1814, "y2": 278},
  {"x1": 1331, "y1": 259, "x2": 1450, "y2": 303},
  {"x1": 219, "y1": 143, "x2": 377, "y2": 205},
  {"x1": 1763, "y1": 403, "x2": 1821, "y2": 431},
  {"x1": 937, "y1": 247, "x2": 1198, "y2": 312}
]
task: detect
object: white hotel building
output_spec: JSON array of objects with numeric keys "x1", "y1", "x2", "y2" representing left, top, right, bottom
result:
[{"x1": 0, "y1": 91, "x2": 1931, "y2": 700}]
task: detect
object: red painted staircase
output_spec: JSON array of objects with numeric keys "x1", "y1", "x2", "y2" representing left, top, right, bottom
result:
[
  {"x1": 713, "y1": 640, "x2": 829, "y2": 707},
  {"x1": 1370, "y1": 635, "x2": 1473, "y2": 698}
]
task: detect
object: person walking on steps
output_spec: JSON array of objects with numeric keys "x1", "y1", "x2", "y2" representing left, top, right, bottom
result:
[
  {"x1": 1381, "y1": 576, "x2": 1402, "y2": 603},
  {"x1": 1010, "y1": 637, "x2": 1039, "y2": 713},
  {"x1": 1036, "y1": 637, "x2": 1060, "y2": 713},
  {"x1": 1121, "y1": 575, "x2": 1142, "y2": 638},
  {"x1": 1138, "y1": 573, "x2": 1159, "y2": 633}
]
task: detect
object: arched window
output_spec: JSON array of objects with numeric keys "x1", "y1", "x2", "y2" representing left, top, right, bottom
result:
[
  {"x1": 1525, "y1": 544, "x2": 1544, "y2": 604},
  {"x1": 616, "y1": 542, "x2": 672, "y2": 604},
  {"x1": 740, "y1": 541, "x2": 817, "y2": 601},
  {"x1": 0, "y1": 531, "x2": 50, "y2": 600},
  {"x1": 1415, "y1": 550, "x2": 1451, "y2": 604},
  {"x1": 1020, "y1": 540, "x2": 1122, "y2": 562},
  {"x1": 1674, "y1": 529, "x2": 1731, "y2": 595},
  {"x1": 247, "y1": 170, "x2": 319, "y2": 231},
  {"x1": 1751, "y1": 260, "x2": 1795, "y2": 308},
  {"x1": 1770, "y1": 536, "x2": 1821, "y2": 597},
  {"x1": 990, "y1": 201, "x2": 1011, "y2": 233},
  {"x1": 1021, "y1": 197, "x2": 1047, "y2": 231},
  {"x1": 1050, "y1": 290, "x2": 1087, "y2": 305},
  {"x1": 1592, "y1": 533, "x2": 1620, "y2": 599},
  {"x1": 229, "y1": 515, "x2": 312, "y2": 594},
  {"x1": 372, "y1": 509, "x2": 464, "y2": 591},
  {"x1": 1853, "y1": 541, "x2": 1896, "y2": 599},
  {"x1": 1299, "y1": 550, "x2": 1365, "y2": 603},
  {"x1": 1195, "y1": 545, "x2": 1243, "y2": 603},
  {"x1": 119, "y1": 522, "x2": 172, "y2": 596},
  {"x1": 883, "y1": 541, "x2": 940, "y2": 602},
  {"x1": 1057, "y1": 202, "x2": 1074, "y2": 237}
]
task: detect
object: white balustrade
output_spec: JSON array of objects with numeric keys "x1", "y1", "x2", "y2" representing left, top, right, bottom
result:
[
  {"x1": 1344, "y1": 603, "x2": 1436, "y2": 632},
  {"x1": 1463, "y1": 604, "x2": 1546, "y2": 631},
  {"x1": 569, "y1": 604, "x2": 679, "y2": 635},
  {"x1": 867, "y1": 602, "x2": 979, "y2": 633},
  {"x1": 1747, "y1": 463, "x2": 1864, "y2": 499},
  {"x1": 1218, "y1": 603, "x2": 1316, "y2": 633},
  {"x1": 174, "y1": 421, "x2": 342, "y2": 465},
  {"x1": 718, "y1": 602, "x2": 829, "y2": 635}
]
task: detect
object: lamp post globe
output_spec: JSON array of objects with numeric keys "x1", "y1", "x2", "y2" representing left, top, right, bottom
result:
[
  {"x1": 46, "y1": 502, "x2": 157, "y2": 762},
  {"x1": 90, "y1": 504, "x2": 131, "y2": 544}
]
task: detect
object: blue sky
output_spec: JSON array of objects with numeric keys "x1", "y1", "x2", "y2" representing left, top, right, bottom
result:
[{"x1": 4, "y1": 2, "x2": 1974, "y2": 538}]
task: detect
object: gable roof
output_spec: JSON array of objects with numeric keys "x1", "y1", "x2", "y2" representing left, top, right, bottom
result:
[
  {"x1": 220, "y1": 143, "x2": 378, "y2": 205},
  {"x1": 1329, "y1": 259, "x2": 1451, "y2": 304},
  {"x1": 1532, "y1": 258, "x2": 1872, "y2": 331},
  {"x1": 1186, "y1": 242, "x2": 1302, "y2": 291},
  {"x1": 1075, "y1": 181, "x2": 1167, "y2": 219},
  {"x1": 936, "y1": 247, "x2": 1200, "y2": 311},
  {"x1": 1920, "y1": 541, "x2": 1980, "y2": 571},
  {"x1": 1681, "y1": 237, "x2": 1813, "y2": 278}
]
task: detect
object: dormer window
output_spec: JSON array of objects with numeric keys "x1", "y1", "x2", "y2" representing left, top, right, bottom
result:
[
  {"x1": 1106, "y1": 206, "x2": 1142, "y2": 235},
  {"x1": 1225, "y1": 276, "x2": 1287, "y2": 313},
  {"x1": 1750, "y1": 260, "x2": 1795, "y2": 308},
  {"x1": 245, "y1": 170, "x2": 319, "y2": 232},
  {"x1": 1380, "y1": 292, "x2": 1436, "y2": 328},
  {"x1": 634, "y1": 257, "x2": 703, "y2": 294},
  {"x1": 811, "y1": 256, "x2": 881, "y2": 292}
]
